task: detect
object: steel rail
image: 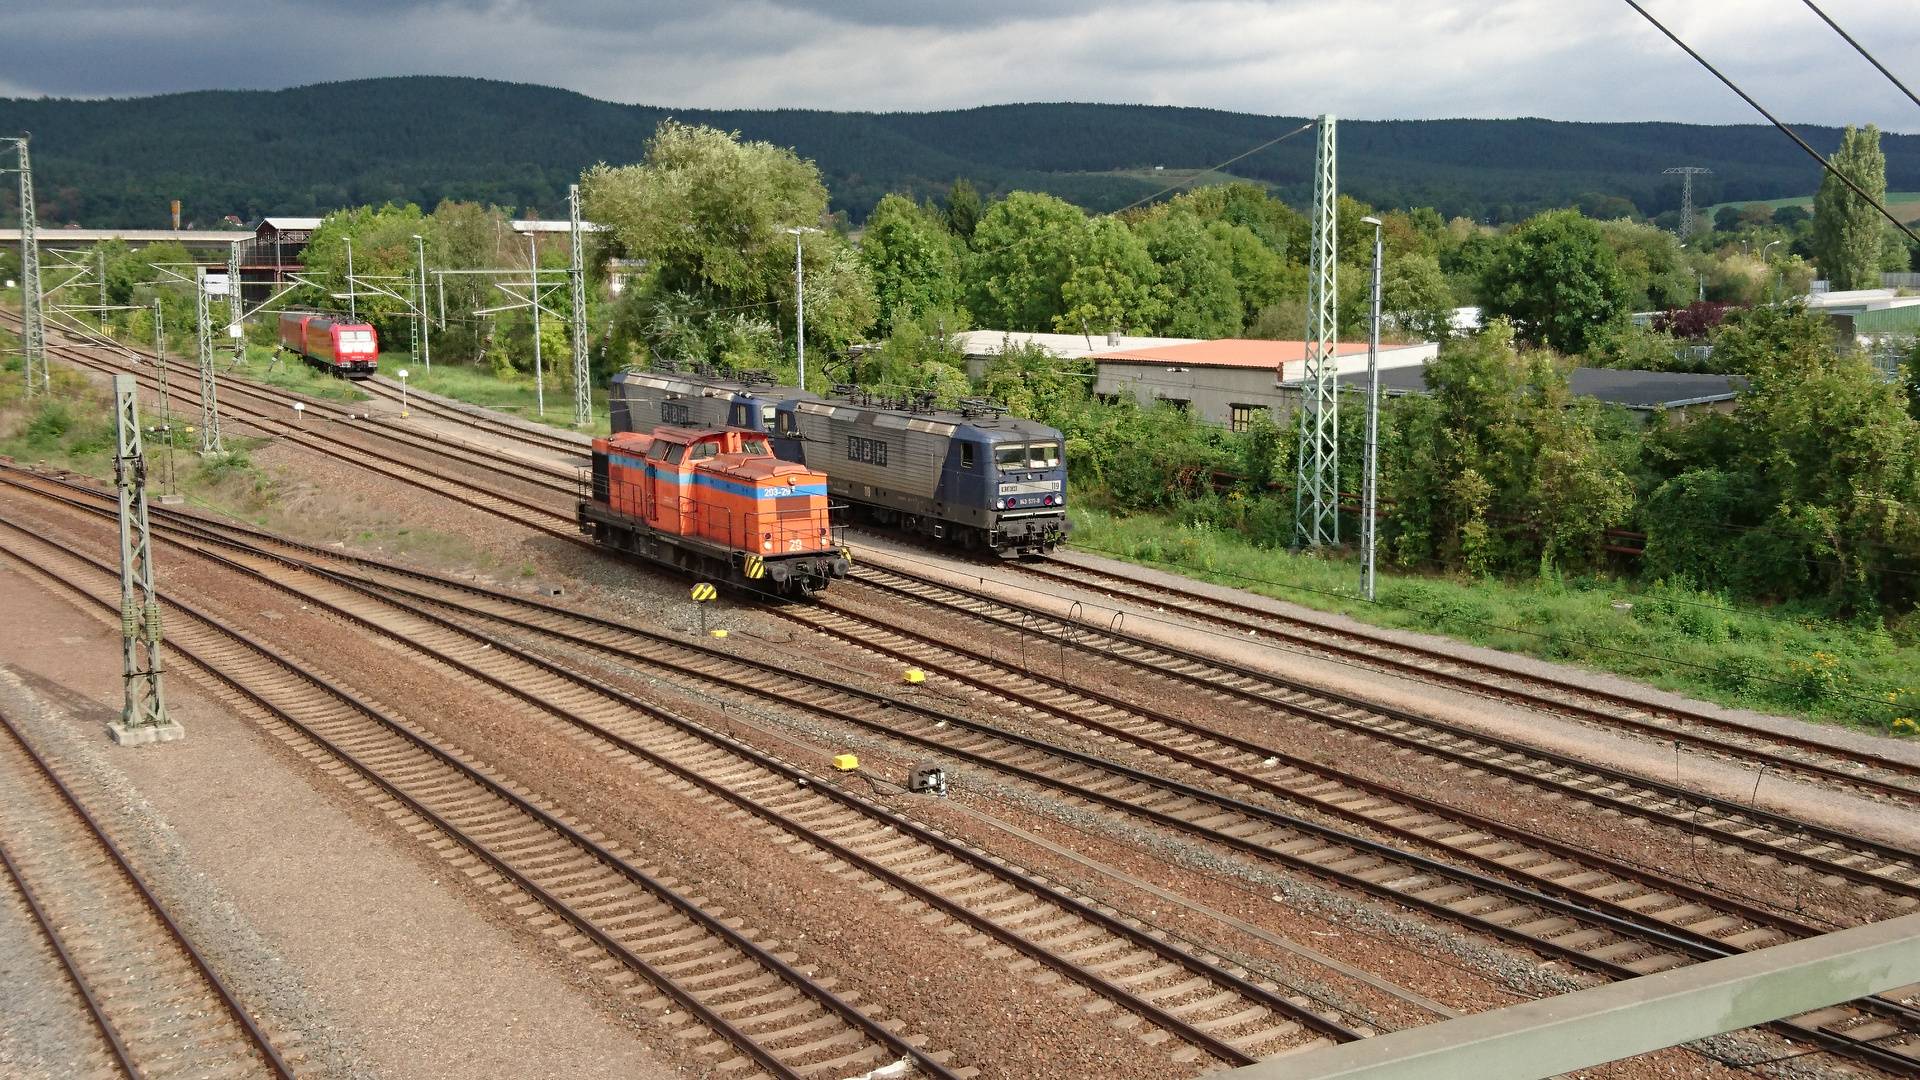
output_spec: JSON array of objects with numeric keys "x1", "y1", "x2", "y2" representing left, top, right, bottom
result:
[
  {"x1": 12, "y1": 473, "x2": 1920, "y2": 1074},
  {"x1": 324, "y1": 555, "x2": 1831, "y2": 944},
  {"x1": 0, "y1": 833, "x2": 142, "y2": 1079},
  {"x1": 118, "y1": 517, "x2": 1356, "y2": 1060},
  {"x1": 357, "y1": 374, "x2": 588, "y2": 458},
  {"x1": 0, "y1": 521, "x2": 942, "y2": 1080},
  {"x1": 0, "y1": 708, "x2": 297, "y2": 1079},
  {"x1": 845, "y1": 565, "x2": 1920, "y2": 888},
  {"x1": 1014, "y1": 557, "x2": 1920, "y2": 801},
  {"x1": 8, "y1": 472, "x2": 1791, "y2": 951},
  {"x1": 0, "y1": 489, "x2": 1354, "y2": 1065},
  {"x1": 51, "y1": 345, "x2": 583, "y2": 533},
  {"x1": 0, "y1": 471, "x2": 1875, "y2": 948},
  {"x1": 7, "y1": 311, "x2": 581, "y2": 498},
  {"x1": 818, "y1": 572, "x2": 1920, "y2": 1073}
]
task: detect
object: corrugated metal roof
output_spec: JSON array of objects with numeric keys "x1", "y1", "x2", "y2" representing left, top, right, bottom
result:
[
  {"x1": 1332, "y1": 365, "x2": 1746, "y2": 409},
  {"x1": 1092, "y1": 339, "x2": 1373, "y2": 369}
]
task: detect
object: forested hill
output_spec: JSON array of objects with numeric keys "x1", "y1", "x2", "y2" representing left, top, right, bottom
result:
[{"x1": 4, "y1": 76, "x2": 1917, "y2": 230}]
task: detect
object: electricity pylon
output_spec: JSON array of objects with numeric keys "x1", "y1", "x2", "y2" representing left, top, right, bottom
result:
[
  {"x1": 1665, "y1": 166, "x2": 1712, "y2": 238},
  {"x1": 1293, "y1": 114, "x2": 1340, "y2": 548},
  {"x1": 110, "y1": 374, "x2": 181, "y2": 745},
  {"x1": 5, "y1": 135, "x2": 47, "y2": 397},
  {"x1": 569, "y1": 183, "x2": 592, "y2": 428}
]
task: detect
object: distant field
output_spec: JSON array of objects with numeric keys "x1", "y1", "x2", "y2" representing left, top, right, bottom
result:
[
  {"x1": 1706, "y1": 191, "x2": 1920, "y2": 222},
  {"x1": 1096, "y1": 167, "x2": 1269, "y2": 194}
]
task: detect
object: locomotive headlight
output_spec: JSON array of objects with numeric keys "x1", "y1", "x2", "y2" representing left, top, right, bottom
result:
[{"x1": 994, "y1": 499, "x2": 1005, "y2": 510}]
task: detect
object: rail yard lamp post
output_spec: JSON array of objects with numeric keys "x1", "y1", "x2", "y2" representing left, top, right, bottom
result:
[
  {"x1": 787, "y1": 227, "x2": 819, "y2": 391},
  {"x1": 1359, "y1": 215, "x2": 1383, "y2": 601},
  {"x1": 396, "y1": 368, "x2": 410, "y2": 417},
  {"x1": 1763, "y1": 239, "x2": 1783, "y2": 303}
]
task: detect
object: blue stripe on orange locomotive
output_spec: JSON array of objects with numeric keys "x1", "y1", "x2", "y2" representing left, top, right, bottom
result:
[{"x1": 580, "y1": 426, "x2": 849, "y2": 593}]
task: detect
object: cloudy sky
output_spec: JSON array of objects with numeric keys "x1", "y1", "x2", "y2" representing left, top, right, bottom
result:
[{"x1": 4, "y1": 0, "x2": 1917, "y2": 130}]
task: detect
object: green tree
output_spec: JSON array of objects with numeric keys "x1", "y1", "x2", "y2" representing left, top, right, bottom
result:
[
  {"x1": 1056, "y1": 216, "x2": 1164, "y2": 335},
  {"x1": 1645, "y1": 303, "x2": 1920, "y2": 610},
  {"x1": 1134, "y1": 211, "x2": 1240, "y2": 337},
  {"x1": 1381, "y1": 252, "x2": 1455, "y2": 341},
  {"x1": 584, "y1": 120, "x2": 875, "y2": 374},
  {"x1": 858, "y1": 193, "x2": 961, "y2": 333},
  {"x1": 1386, "y1": 320, "x2": 1632, "y2": 574},
  {"x1": 1811, "y1": 124, "x2": 1888, "y2": 290},
  {"x1": 1597, "y1": 218, "x2": 1694, "y2": 312},
  {"x1": 421, "y1": 200, "x2": 514, "y2": 366},
  {"x1": 291, "y1": 202, "x2": 439, "y2": 358},
  {"x1": 943, "y1": 179, "x2": 982, "y2": 242},
  {"x1": 1480, "y1": 209, "x2": 1630, "y2": 354},
  {"x1": 963, "y1": 191, "x2": 1084, "y2": 331}
]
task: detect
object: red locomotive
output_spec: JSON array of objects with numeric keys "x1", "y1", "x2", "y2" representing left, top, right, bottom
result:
[
  {"x1": 581, "y1": 426, "x2": 850, "y2": 594},
  {"x1": 278, "y1": 311, "x2": 379, "y2": 378}
]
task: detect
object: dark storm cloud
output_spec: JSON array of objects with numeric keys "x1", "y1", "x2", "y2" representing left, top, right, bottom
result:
[{"x1": 1, "y1": 0, "x2": 1916, "y2": 130}]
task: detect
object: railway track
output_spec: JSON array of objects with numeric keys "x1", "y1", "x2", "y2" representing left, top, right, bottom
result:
[
  {"x1": 1, "y1": 485, "x2": 1371, "y2": 1072},
  {"x1": 0, "y1": 519, "x2": 962, "y2": 1080},
  {"x1": 1011, "y1": 552, "x2": 1920, "y2": 805},
  {"x1": 0, "y1": 706, "x2": 296, "y2": 1080},
  {"x1": 357, "y1": 373, "x2": 592, "y2": 459},
  {"x1": 835, "y1": 561, "x2": 1920, "y2": 907},
  {"x1": 24, "y1": 332, "x2": 584, "y2": 541},
  {"x1": 22, "y1": 318, "x2": 1920, "y2": 1068},
  {"x1": 12, "y1": 470, "x2": 1920, "y2": 1074},
  {"x1": 8, "y1": 313, "x2": 583, "y2": 506}
]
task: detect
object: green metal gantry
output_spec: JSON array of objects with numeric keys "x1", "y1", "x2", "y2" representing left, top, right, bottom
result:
[
  {"x1": 110, "y1": 374, "x2": 181, "y2": 745},
  {"x1": 1293, "y1": 114, "x2": 1339, "y2": 548}
]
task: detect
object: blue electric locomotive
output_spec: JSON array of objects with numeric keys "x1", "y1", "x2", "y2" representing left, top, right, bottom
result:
[
  {"x1": 612, "y1": 370, "x2": 1069, "y2": 556},
  {"x1": 610, "y1": 370, "x2": 813, "y2": 461},
  {"x1": 775, "y1": 393, "x2": 1068, "y2": 556}
]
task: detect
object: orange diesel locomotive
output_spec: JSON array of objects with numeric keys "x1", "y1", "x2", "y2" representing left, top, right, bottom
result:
[{"x1": 580, "y1": 427, "x2": 850, "y2": 593}]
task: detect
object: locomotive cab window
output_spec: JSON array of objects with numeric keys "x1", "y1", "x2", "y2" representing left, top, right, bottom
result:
[
  {"x1": 761, "y1": 404, "x2": 778, "y2": 429},
  {"x1": 1028, "y1": 442, "x2": 1059, "y2": 468},
  {"x1": 646, "y1": 441, "x2": 670, "y2": 461},
  {"x1": 960, "y1": 443, "x2": 975, "y2": 469},
  {"x1": 994, "y1": 444, "x2": 1027, "y2": 470},
  {"x1": 689, "y1": 441, "x2": 719, "y2": 461},
  {"x1": 740, "y1": 437, "x2": 771, "y2": 456},
  {"x1": 729, "y1": 403, "x2": 749, "y2": 427},
  {"x1": 665, "y1": 444, "x2": 687, "y2": 464},
  {"x1": 776, "y1": 411, "x2": 799, "y2": 436}
]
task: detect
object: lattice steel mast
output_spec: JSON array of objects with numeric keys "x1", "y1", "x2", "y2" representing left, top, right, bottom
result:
[
  {"x1": 1665, "y1": 166, "x2": 1711, "y2": 238},
  {"x1": 111, "y1": 373, "x2": 180, "y2": 745},
  {"x1": 569, "y1": 182, "x2": 592, "y2": 428},
  {"x1": 1293, "y1": 114, "x2": 1339, "y2": 548},
  {"x1": 153, "y1": 298, "x2": 176, "y2": 496},
  {"x1": 227, "y1": 239, "x2": 243, "y2": 344},
  {"x1": 6, "y1": 136, "x2": 48, "y2": 397},
  {"x1": 195, "y1": 266, "x2": 223, "y2": 455}
]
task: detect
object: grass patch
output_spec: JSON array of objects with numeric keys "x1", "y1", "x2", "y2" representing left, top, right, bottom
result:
[
  {"x1": 1068, "y1": 505, "x2": 1920, "y2": 735},
  {"x1": 0, "y1": 361, "x2": 279, "y2": 520},
  {"x1": 227, "y1": 345, "x2": 371, "y2": 403},
  {"x1": 393, "y1": 357, "x2": 613, "y2": 435}
]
